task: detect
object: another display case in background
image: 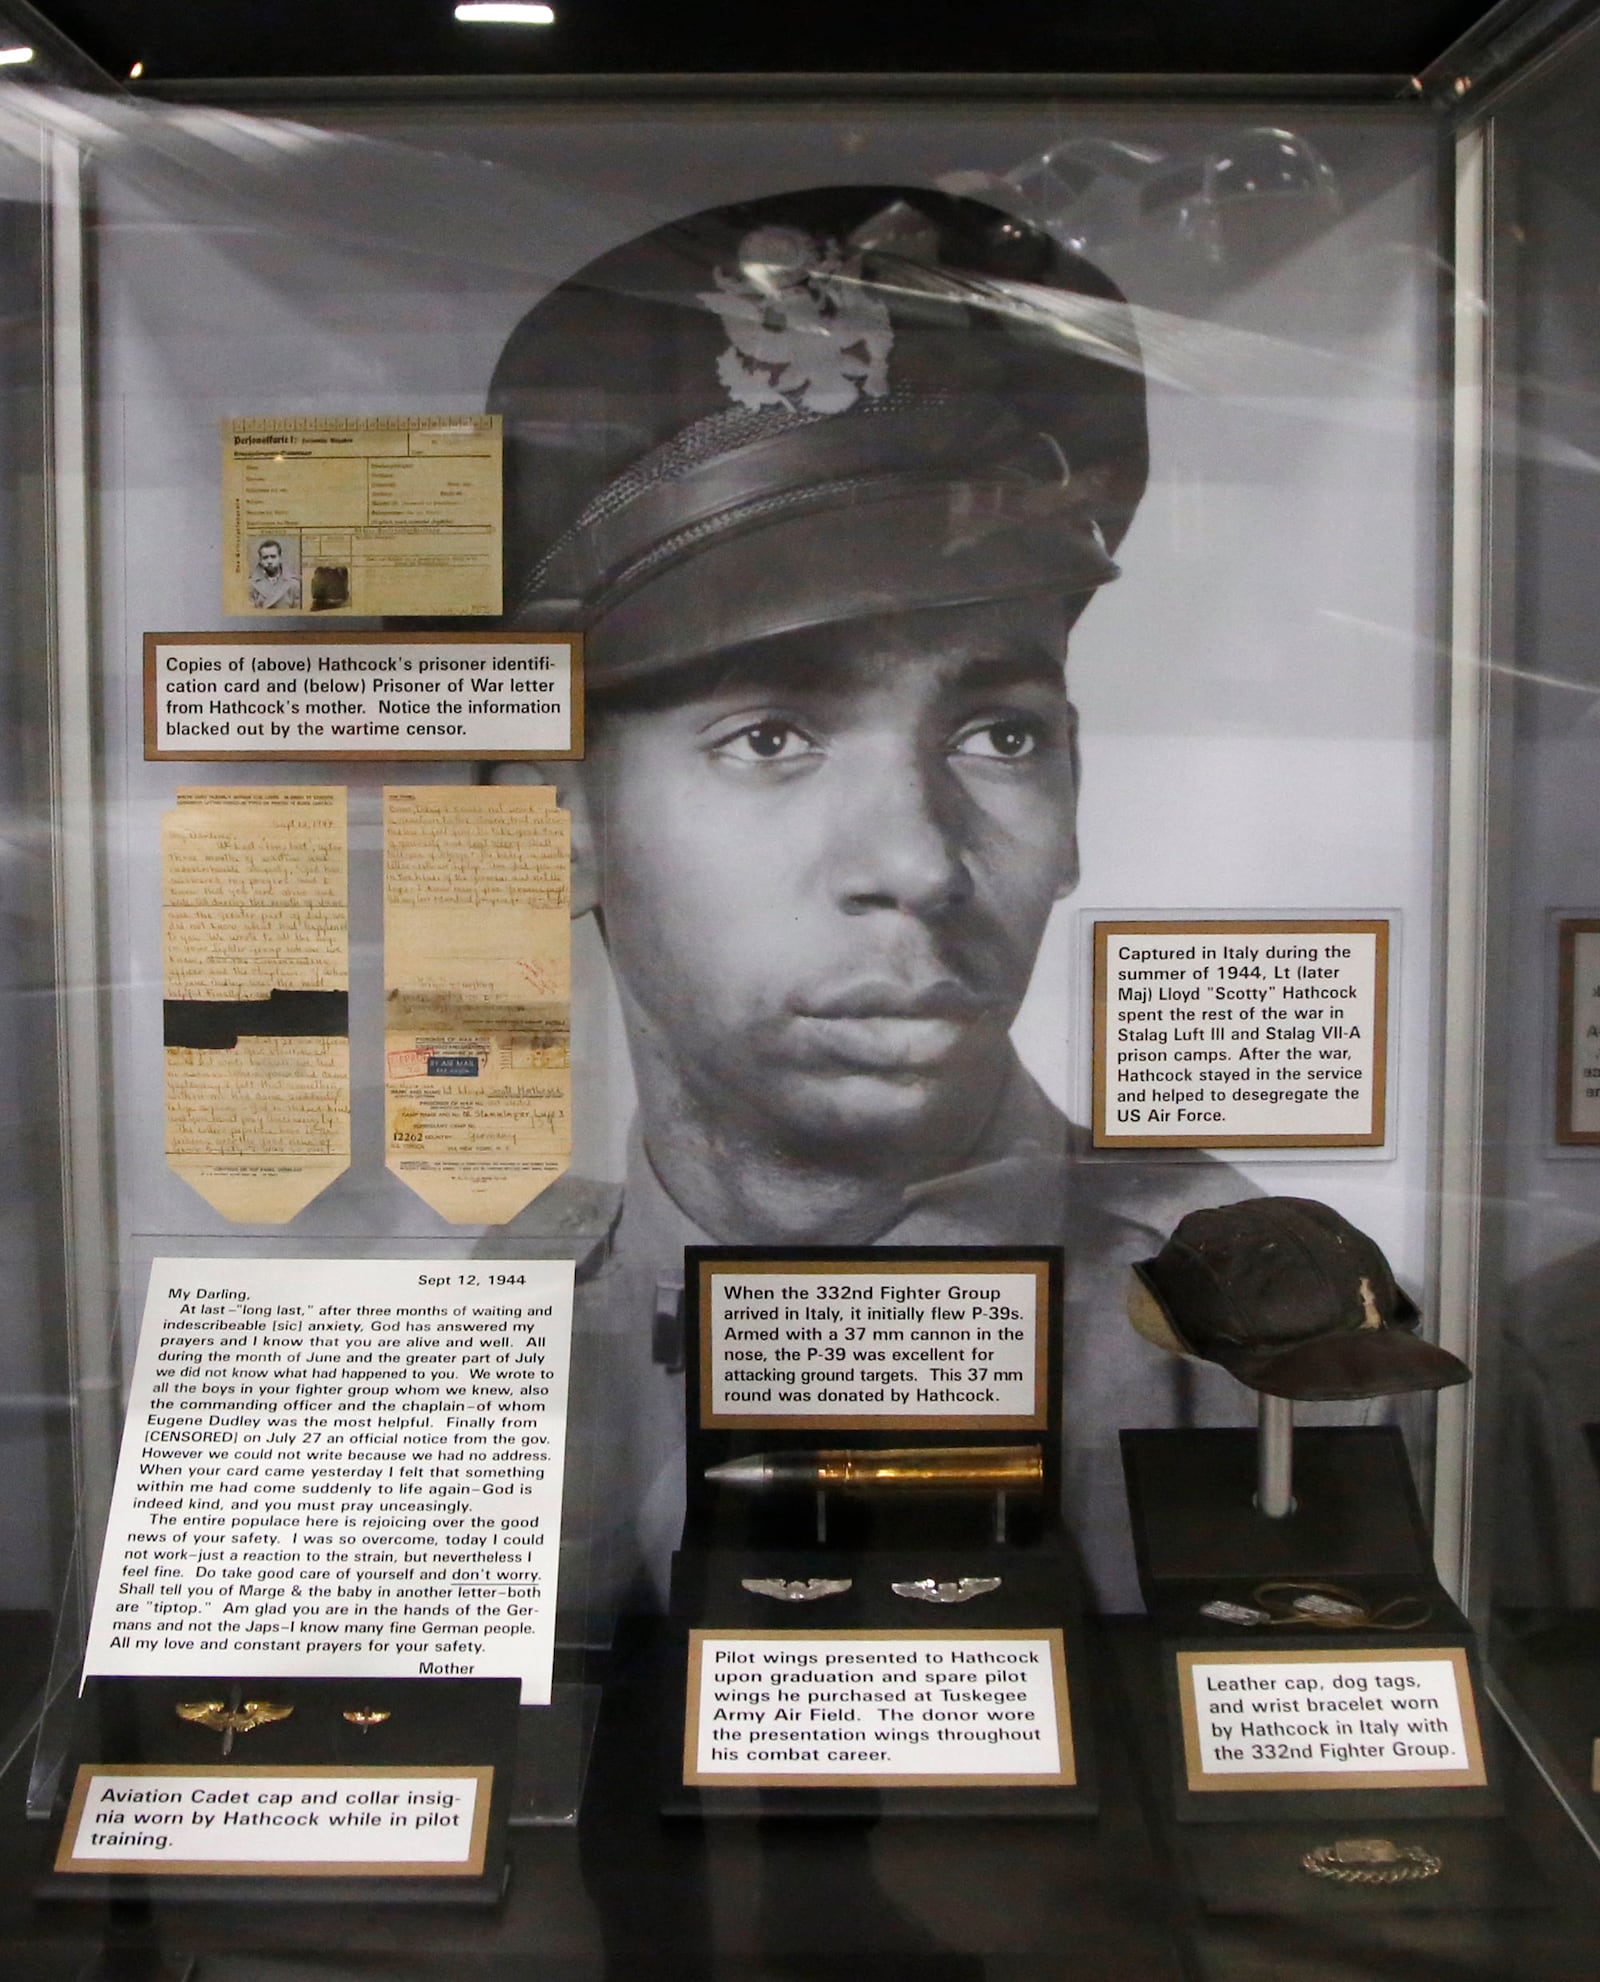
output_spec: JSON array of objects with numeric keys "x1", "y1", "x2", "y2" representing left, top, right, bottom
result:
[
  {"x1": 0, "y1": 11, "x2": 1595, "y2": 1971},
  {"x1": 1472, "y1": 8, "x2": 1600, "y2": 1856}
]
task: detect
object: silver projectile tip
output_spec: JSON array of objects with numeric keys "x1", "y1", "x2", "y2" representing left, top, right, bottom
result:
[{"x1": 704, "y1": 1456, "x2": 771, "y2": 1488}]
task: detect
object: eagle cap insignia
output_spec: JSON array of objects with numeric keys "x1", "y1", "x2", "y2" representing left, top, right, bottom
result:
[{"x1": 701, "y1": 225, "x2": 893, "y2": 416}]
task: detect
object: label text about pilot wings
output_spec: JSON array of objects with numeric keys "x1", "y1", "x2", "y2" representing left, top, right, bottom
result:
[{"x1": 685, "y1": 1631, "x2": 1073, "y2": 1786}]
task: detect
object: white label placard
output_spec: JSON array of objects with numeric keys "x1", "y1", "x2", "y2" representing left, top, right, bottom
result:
[
  {"x1": 1176, "y1": 1648, "x2": 1486, "y2": 1792},
  {"x1": 699, "y1": 1261, "x2": 1048, "y2": 1429},
  {"x1": 56, "y1": 1766, "x2": 489, "y2": 1876},
  {"x1": 1093, "y1": 920, "x2": 1388, "y2": 1148},
  {"x1": 84, "y1": 1258, "x2": 574, "y2": 1703},
  {"x1": 145, "y1": 634, "x2": 582, "y2": 760},
  {"x1": 684, "y1": 1630, "x2": 1074, "y2": 1787}
]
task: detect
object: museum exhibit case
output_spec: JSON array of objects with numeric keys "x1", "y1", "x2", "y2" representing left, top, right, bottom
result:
[{"x1": 0, "y1": 18, "x2": 1599, "y2": 1975}]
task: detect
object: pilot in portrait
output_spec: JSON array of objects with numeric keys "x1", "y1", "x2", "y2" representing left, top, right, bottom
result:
[{"x1": 482, "y1": 184, "x2": 1376, "y2": 1615}]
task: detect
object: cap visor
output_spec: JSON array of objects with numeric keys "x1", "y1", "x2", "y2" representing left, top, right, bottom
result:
[
  {"x1": 581, "y1": 482, "x2": 1116, "y2": 685},
  {"x1": 1127, "y1": 1260, "x2": 1193, "y2": 1359},
  {"x1": 1232, "y1": 1329, "x2": 1471, "y2": 1403}
]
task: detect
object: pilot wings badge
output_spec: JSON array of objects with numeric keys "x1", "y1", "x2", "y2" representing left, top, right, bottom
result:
[
  {"x1": 701, "y1": 225, "x2": 893, "y2": 416},
  {"x1": 741, "y1": 1576, "x2": 853, "y2": 1602}
]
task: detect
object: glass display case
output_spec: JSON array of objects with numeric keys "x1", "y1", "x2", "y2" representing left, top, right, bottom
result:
[{"x1": 0, "y1": 32, "x2": 1596, "y2": 1977}]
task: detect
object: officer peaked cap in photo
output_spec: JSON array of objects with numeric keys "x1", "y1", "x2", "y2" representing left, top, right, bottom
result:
[
  {"x1": 489, "y1": 184, "x2": 1149, "y2": 687},
  {"x1": 1126, "y1": 1196, "x2": 1471, "y2": 1402}
]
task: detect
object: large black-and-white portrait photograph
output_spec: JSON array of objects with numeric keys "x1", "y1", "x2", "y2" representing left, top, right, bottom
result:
[{"x1": 88, "y1": 99, "x2": 1442, "y2": 1620}]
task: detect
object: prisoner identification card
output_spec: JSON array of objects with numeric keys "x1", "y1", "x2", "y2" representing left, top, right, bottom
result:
[{"x1": 222, "y1": 415, "x2": 502, "y2": 618}]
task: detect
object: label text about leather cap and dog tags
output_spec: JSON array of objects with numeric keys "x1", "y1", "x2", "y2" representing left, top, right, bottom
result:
[{"x1": 1176, "y1": 1647, "x2": 1485, "y2": 1793}]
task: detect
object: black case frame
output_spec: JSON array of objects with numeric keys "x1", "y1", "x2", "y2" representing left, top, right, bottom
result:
[{"x1": 665, "y1": 1244, "x2": 1095, "y2": 1816}]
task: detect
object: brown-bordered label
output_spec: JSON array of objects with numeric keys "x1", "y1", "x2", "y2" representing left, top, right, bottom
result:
[
  {"x1": 1175, "y1": 1646, "x2": 1485, "y2": 1793},
  {"x1": 145, "y1": 631, "x2": 584, "y2": 761},
  {"x1": 54, "y1": 1764, "x2": 493, "y2": 1877},
  {"x1": 1093, "y1": 918, "x2": 1389, "y2": 1149},
  {"x1": 1556, "y1": 918, "x2": 1600, "y2": 1145},
  {"x1": 697, "y1": 1256, "x2": 1049, "y2": 1432},
  {"x1": 684, "y1": 1628, "x2": 1074, "y2": 1788}
]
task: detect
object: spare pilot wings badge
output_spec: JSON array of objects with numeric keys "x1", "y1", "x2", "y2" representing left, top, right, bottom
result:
[{"x1": 701, "y1": 225, "x2": 893, "y2": 416}]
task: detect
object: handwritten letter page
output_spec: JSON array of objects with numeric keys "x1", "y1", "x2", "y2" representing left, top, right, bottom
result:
[
  {"x1": 384, "y1": 786, "x2": 570, "y2": 1224},
  {"x1": 164, "y1": 788, "x2": 349, "y2": 1223}
]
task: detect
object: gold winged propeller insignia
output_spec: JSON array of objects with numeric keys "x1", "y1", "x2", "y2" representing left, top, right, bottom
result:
[{"x1": 175, "y1": 1697, "x2": 295, "y2": 1756}]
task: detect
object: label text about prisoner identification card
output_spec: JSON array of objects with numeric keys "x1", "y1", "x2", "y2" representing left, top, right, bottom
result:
[{"x1": 147, "y1": 633, "x2": 583, "y2": 760}]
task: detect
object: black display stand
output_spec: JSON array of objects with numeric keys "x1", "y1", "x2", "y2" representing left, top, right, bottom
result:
[
  {"x1": 666, "y1": 1245, "x2": 1095, "y2": 1817},
  {"x1": 1122, "y1": 1426, "x2": 1501, "y2": 1830},
  {"x1": 1113, "y1": 1621, "x2": 1548, "y2": 1918},
  {"x1": 38, "y1": 1675, "x2": 518, "y2": 1906},
  {"x1": 1125, "y1": 1424, "x2": 1452, "y2": 1618}
]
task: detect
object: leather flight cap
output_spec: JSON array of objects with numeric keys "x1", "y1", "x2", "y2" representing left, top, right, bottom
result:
[
  {"x1": 1127, "y1": 1196, "x2": 1471, "y2": 1402},
  {"x1": 488, "y1": 185, "x2": 1148, "y2": 685}
]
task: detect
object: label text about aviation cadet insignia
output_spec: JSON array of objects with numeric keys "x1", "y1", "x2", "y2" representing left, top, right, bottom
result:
[{"x1": 56, "y1": 1766, "x2": 490, "y2": 1877}]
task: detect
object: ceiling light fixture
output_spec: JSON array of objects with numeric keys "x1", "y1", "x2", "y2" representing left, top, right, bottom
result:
[
  {"x1": 0, "y1": 45, "x2": 34, "y2": 66},
  {"x1": 455, "y1": 4, "x2": 556, "y2": 22}
]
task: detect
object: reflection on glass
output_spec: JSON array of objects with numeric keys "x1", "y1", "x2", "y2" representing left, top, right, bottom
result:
[{"x1": 992, "y1": 125, "x2": 1342, "y2": 290}]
